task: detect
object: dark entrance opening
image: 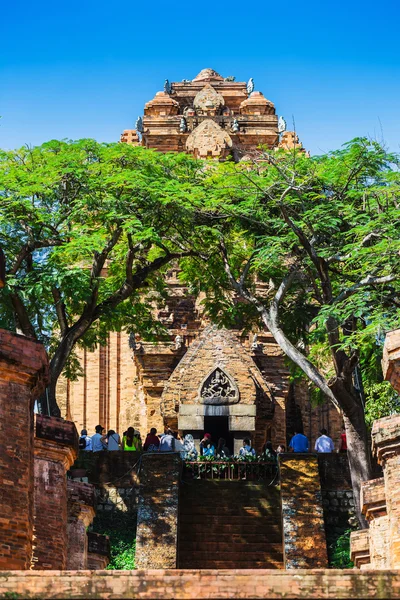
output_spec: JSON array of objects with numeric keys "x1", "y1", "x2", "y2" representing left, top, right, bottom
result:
[{"x1": 203, "y1": 416, "x2": 233, "y2": 454}]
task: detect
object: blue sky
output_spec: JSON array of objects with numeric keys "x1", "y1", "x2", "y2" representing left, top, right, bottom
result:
[{"x1": 1, "y1": 0, "x2": 399, "y2": 155}]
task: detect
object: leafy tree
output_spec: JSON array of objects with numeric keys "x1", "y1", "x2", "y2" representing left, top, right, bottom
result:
[
  {"x1": 186, "y1": 139, "x2": 400, "y2": 524},
  {"x1": 0, "y1": 139, "x2": 203, "y2": 415}
]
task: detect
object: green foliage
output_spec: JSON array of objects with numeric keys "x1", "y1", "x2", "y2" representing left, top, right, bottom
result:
[
  {"x1": 92, "y1": 511, "x2": 136, "y2": 570},
  {"x1": 180, "y1": 138, "x2": 400, "y2": 418},
  {"x1": 329, "y1": 529, "x2": 354, "y2": 569},
  {"x1": 0, "y1": 140, "x2": 206, "y2": 391}
]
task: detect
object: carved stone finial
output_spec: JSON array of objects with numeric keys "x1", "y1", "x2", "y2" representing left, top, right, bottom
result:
[
  {"x1": 129, "y1": 333, "x2": 142, "y2": 355},
  {"x1": 135, "y1": 116, "x2": 144, "y2": 133},
  {"x1": 164, "y1": 79, "x2": 172, "y2": 94},
  {"x1": 278, "y1": 116, "x2": 287, "y2": 133},
  {"x1": 231, "y1": 118, "x2": 240, "y2": 133},
  {"x1": 174, "y1": 335, "x2": 183, "y2": 350},
  {"x1": 251, "y1": 333, "x2": 263, "y2": 351},
  {"x1": 246, "y1": 78, "x2": 255, "y2": 95},
  {"x1": 179, "y1": 117, "x2": 187, "y2": 133}
]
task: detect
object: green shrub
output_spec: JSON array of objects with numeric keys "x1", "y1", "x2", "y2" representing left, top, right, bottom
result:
[
  {"x1": 329, "y1": 528, "x2": 354, "y2": 569},
  {"x1": 92, "y1": 511, "x2": 136, "y2": 570}
]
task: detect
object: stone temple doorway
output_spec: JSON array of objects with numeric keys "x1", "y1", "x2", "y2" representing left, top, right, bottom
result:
[{"x1": 204, "y1": 416, "x2": 234, "y2": 454}]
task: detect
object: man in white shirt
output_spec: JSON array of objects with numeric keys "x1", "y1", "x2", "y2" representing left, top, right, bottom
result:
[
  {"x1": 91, "y1": 424, "x2": 106, "y2": 452},
  {"x1": 315, "y1": 428, "x2": 334, "y2": 453}
]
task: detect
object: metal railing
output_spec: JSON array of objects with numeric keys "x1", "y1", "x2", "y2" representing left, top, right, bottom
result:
[{"x1": 182, "y1": 460, "x2": 279, "y2": 483}]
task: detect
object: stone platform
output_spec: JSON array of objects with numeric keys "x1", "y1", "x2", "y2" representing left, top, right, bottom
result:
[{"x1": 0, "y1": 569, "x2": 400, "y2": 599}]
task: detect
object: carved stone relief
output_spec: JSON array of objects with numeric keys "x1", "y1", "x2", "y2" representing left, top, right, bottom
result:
[{"x1": 199, "y1": 367, "x2": 239, "y2": 405}]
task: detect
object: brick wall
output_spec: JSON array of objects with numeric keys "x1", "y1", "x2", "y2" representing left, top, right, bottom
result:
[
  {"x1": 1, "y1": 569, "x2": 400, "y2": 599},
  {"x1": 32, "y1": 416, "x2": 78, "y2": 569},
  {"x1": 67, "y1": 481, "x2": 96, "y2": 569},
  {"x1": 279, "y1": 454, "x2": 328, "y2": 568},
  {"x1": 0, "y1": 329, "x2": 49, "y2": 570},
  {"x1": 135, "y1": 453, "x2": 181, "y2": 569},
  {"x1": 372, "y1": 414, "x2": 400, "y2": 569},
  {"x1": 361, "y1": 478, "x2": 390, "y2": 569}
]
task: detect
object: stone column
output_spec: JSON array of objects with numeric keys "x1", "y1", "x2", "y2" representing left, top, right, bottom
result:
[
  {"x1": 372, "y1": 414, "x2": 400, "y2": 568},
  {"x1": 135, "y1": 453, "x2": 181, "y2": 569},
  {"x1": 350, "y1": 530, "x2": 371, "y2": 569},
  {"x1": 0, "y1": 329, "x2": 49, "y2": 570},
  {"x1": 32, "y1": 415, "x2": 79, "y2": 569},
  {"x1": 87, "y1": 532, "x2": 110, "y2": 570},
  {"x1": 67, "y1": 481, "x2": 96, "y2": 569},
  {"x1": 382, "y1": 329, "x2": 400, "y2": 392},
  {"x1": 279, "y1": 454, "x2": 328, "y2": 568},
  {"x1": 361, "y1": 477, "x2": 390, "y2": 568}
]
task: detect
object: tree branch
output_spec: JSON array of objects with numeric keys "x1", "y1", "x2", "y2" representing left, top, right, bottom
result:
[
  {"x1": 51, "y1": 287, "x2": 69, "y2": 336},
  {"x1": 333, "y1": 273, "x2": 397, "y2": 304}
]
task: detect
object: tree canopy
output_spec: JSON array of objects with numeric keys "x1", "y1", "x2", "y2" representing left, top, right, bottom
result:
[
  {"x1": 0, "y1": 139, "x2": 205, "y2": 413},
  {"x1": 181, "y1": 138, "x2": 400, "y2": 522}
]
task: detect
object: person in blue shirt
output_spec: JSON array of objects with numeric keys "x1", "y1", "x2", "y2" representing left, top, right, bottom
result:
[{"x1": 289, "y1": 430, "x2": 309, "y2": 453}]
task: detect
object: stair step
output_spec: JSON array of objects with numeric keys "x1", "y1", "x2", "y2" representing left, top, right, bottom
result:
[
  {"x1": 178, "y1": 561, "x2": 284, "y2": 569},
  {"x1": 178, "y1": 542, "x2": 283, "y2": 553},
  {"x1": 179, "y1": 514, "x2": 280, "y2": 524},
  {"x1": 179, "y1": 551, "x2": 283, "y2": 561},
  {"x1": 179, "y1": 506, "x2": 279, "y2": 516},
  {"x1": 179, "y1": 532, "x2": 283, "y2": 544}
]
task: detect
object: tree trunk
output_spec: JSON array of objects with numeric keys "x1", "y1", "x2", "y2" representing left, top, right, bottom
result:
[
  {"x1": 38, "y1": 318, "x2": 92, "y2": 417},
  {"x1": 329, "y1": 378, "x2": 372, "y2": 528}
]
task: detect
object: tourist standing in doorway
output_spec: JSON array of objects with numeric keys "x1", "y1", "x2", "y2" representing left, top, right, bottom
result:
[
  {"x1": 216, "y1": 437, "x2": 231, "y2": 458},
  {"x1": 289, "y1": 431, "x2": 309, "y2": 453},
  {"x1": 315, "y1": 428, "x2": 334, "y2": 453},
  {"x1": 200, "y1": 433, "x2": 215, "y2": 456},
  {"x1": 239, "y1": 438, "x2": 256, "y2": 457}
]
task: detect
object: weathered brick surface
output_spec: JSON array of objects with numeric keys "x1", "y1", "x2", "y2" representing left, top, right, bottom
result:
[
  {"x1": 135, "y1": 453, "x2": 181, "y2": 569},
  {"x1": 0, "y1": 329, "x2": 49, "y2": 571},
  {"x1": 350, "y1": 530, "x2": 371, "y2": 569},
  {"x1": 279, "y1": 454, "x2": 328, "y2": 568},
  {"x1": 382, "y1": 329, "x2": 400, "y2": 392},
  {"x1": 87, "y1": 532, "x2": 110, "y2": 570},
  {"x1": 32, "y1": 416, "x2": 79, "y2": 570},
  {"x1": 372, "y1": 415, "x2": 400, "y2": 568},
  {"x1": 1, "y1": 569, "x2": 400, "y2": 599},
  {"x1": 67, "y1": 481, "x2": 96, "y2": 569},
  {"x1": 178, "y1": 481, "x2": 284, "y2": 569}
]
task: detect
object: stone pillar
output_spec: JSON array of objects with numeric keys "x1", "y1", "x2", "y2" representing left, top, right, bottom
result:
[
  {"x1": 67, "y1": 481, "x2": 96, "y2": 569},
  {"x1": 87, "y1": 532, "x2": 110, "y2": 570},
  {"x1": 361, "y1": 477, "x2": 390, "y2": 568},
  {"x1": 350, "y1": 530, "x2": 371, "y2": 569},
  {"x1": 135, "y1": 453, "x2": 181, "y2": 569},
  {"x1": 382, "y1": 329, "x2": 400, "y2": 392},
  {"x1": 0, "y1": 329, "x2": 49, "y2": 570},
  {"x1": 372, "y1": 414, "x2": 400, "y2": 568},
  {"x1": 32, "y1": 415, "x2": 79, "y2": 569},
  {"x1": 279, "y1": 454, "x2": 328, "y2": 568}
]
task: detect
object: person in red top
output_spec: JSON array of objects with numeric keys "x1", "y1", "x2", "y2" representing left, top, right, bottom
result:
[
  {"x1": 143, "y1": 427, "x2": 160, "y2": 451},
  {"x1": 338, "y1": 425, "x2": 347, "y2": 453}
]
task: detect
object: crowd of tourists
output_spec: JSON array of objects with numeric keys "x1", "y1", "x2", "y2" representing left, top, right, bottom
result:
[{"x1": 79, "y1": 424, "x2": 347, "y2": 457}]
